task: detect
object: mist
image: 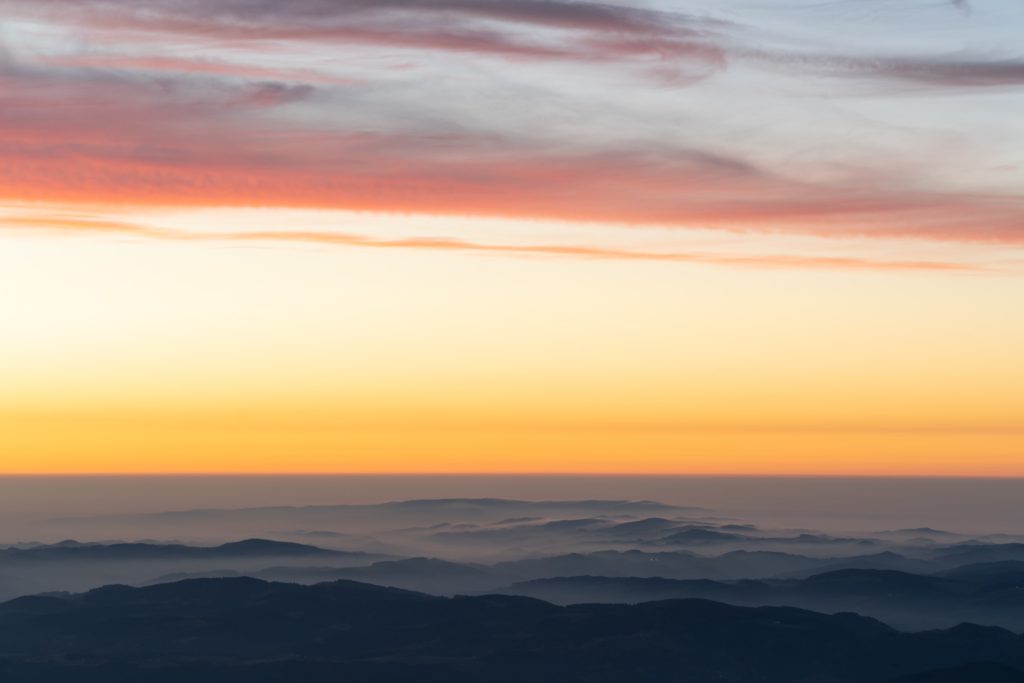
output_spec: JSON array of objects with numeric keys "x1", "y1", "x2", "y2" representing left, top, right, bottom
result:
[
  {"x1": 3, "y1": 475, "x2": 1024, "y2": 633},
  {"x1": 3, "y1": 475, "x2": 1023, "y2": 539}
]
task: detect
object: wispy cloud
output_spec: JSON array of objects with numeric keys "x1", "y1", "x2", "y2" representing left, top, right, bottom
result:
[
  {"x1": 42, "y1": 54, "x2": 360, "y2": 85},
  {"x1": 13, "y1": 0, "x2": 1021, "y2": 90},
  {"x1": 1, "y1": 1, "x2": 1021, "y2": 248},
  {"x1": 748, "y1": 50, "x2": 1024, "y2": 88},
  {"x1": 0, "y1": 214, "x2": 982, "y2": 272},
  {"x1": 1, "y1": 67, "x2": 1020, "y2": 244},
  {"x1": 8, "y1": 0, "x2": 725, "y2": 74}
]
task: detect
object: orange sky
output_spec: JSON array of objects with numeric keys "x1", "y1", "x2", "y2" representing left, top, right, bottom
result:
[
  {"x1": 2, "y1": 219, "x2": 1022, "y2": 474},
  {"x1": 1, "y1": 0, "x2": 1023, "y2": 474}
]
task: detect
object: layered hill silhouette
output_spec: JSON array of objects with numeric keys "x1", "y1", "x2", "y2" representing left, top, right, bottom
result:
[
  {"x1": 0, "y1": 538, "x2": 363, "y2": 562},
  {"x1": 136, "y1": 548, "x2": 977, "y2": 606},
  {"x1": 151, "y1": 557, "x2": 499, "y2": 594},
  {"x1": 497, "y1": 567, "x2": 1024, "y2": 630},
  {"x1": 885, "y1": 663, "x2": 1024, "y2": 683},
  {"x1": 57, "y1": 498, "x2": 694, "y2": 536},
  {"x1": 8, "y1": 537, "x2": 1024, "y2": 631},
  {"x1": 7, "y1": 495, "x2": 1024, "y2": 681},
  {"x1": 1, "y1": 577, "x2": 1023, "y2": 682},
  {"x1": 0, "y1": 539, "x2": 384, "y2": 601},
  {"x1": 491, "y1": 548, "x2": 936, "y2": 581}
]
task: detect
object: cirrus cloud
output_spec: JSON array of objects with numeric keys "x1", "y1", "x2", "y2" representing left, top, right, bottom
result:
[{"x1": 0, "y1": 0, "x2": 1021, "y2": 251}]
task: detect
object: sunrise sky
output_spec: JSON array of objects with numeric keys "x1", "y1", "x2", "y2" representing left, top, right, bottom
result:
[{"x1": 1, "y1": 0, "x2": 1023, "y2": 475}]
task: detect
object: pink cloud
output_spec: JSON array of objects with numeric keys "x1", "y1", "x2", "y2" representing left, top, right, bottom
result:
[
  {"x1": 0, "y1": 9, "x2": 1021, "y2": 245},
  {"x1": 0, "y1": 215, "x2": 978, "y2": 272},
  {"x1": 8, "y1": 0, "x2": 726, "y2": 71},
  {"x1": 43, "y1": 54, "x2": 360, "y2": 85}
]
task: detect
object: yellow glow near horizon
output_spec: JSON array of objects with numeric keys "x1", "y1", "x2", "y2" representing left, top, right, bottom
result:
[
  {"x1": 2, "y1": 211, "x2": 1023, "y2": 475},
  {"x1": 4, "y1": 0, "x2": 1024, "y2": 478}
]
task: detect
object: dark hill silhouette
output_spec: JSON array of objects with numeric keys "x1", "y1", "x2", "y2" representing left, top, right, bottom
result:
[
  {"x1": 594, "y1": 517, "x2": 684, "y2": 536},
  {"x1": 656, "y1": 527, "x2": 748, "y2": 544},
  {"x1": 935, "y1": 544, "x2": 1024, "y2": 566},
  {"x1": 67, "y1": 498, "x2": 692, "y2": 531},
  {"x1": 789, "y1": 551, "x2": 936, "y2": 577},
  {"x1": 795, "y1": 568, "x2": 969, "y2": 600},
  {"x1": 1, "y1": 539, "x2": 361, "y2": 562},
  {"x1": 263, "y1": 557, "x2": 497, "y2": 594},
  {"x1": 939, "y1": 561, "x2": 1024, "y2": 584},
  {"x1": 498, "y1": 575, "x2": 770, "y2": 605},
  {"x1": 880, "y1": 528, "x2": 957, "y2": 538},
  {"x1": 331, "y1": 557, "x2": 490, "y2": 581},
  {"x1": 0, "y1": 540, "x2": 386, "y2": 602},
  {"x1": 496, "y1": 568, "x2": 1024, "y2": 630},
  {"x1": 885, "y1": 662, "x2": 1024, "y2": 682},
  {"x1": 0, "y1": 577, "x2": 1023, "y2": 682},
  {"x1": 211, "y1": 538, "x2": 340, "y2": 556},
  {"x1": 492, "y1": 548, "x2": 932, "y2": 582}
]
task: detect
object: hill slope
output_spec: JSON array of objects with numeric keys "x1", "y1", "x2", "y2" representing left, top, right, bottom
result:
[{"x1": 1, "y1": 577, "x2": 1023, "y2": 682}]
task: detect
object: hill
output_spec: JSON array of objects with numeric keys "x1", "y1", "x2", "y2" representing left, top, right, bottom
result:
[{"x1": 1, "y1": 577, "x2": 1023, "y2": 682}]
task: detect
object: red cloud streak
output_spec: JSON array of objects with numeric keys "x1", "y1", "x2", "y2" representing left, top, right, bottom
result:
[
  {"x1": 1, "y1": 45, "x2": 1021, "y2": 243},
  {"x1": 0, "y1": 216, "x2": 978, "y2": 272}
]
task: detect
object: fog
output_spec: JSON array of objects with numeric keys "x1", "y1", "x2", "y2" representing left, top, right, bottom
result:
[
  {"x1": 2, "y1": 475, "x2": 1023, "y2": 537},
  {"x1": 3, "y1": 476, "x2": 1024, "y2": 632}
]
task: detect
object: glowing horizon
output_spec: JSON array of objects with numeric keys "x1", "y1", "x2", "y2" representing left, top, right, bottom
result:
[{"x1": 1, "y1": 0, "x2": 1022, "y2": 475}]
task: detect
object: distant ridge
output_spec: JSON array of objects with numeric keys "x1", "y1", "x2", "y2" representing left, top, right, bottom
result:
[
  {"x1": 494, "y1": 567, "x2": 1024, "y2": 631},
  {"x1": 55, "y1": 497, "x2": 697, "y2": 522},
  {"x1": 1, "y1": 577, "x2": 1023, "y2": 682},
  {"x1": 0, "y1": 538, "x2": 366, "y2": 562}
]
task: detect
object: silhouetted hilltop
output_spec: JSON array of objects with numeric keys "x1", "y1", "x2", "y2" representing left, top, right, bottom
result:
[
  {"x1": 496, "y1": 568, "x2": 1024, "y2": 630},
  {"x1": 1, "y1": 577, "x2": 1023, "y2": 682},
  {"x1": 880, "y1": 528, "x2": 958, "y2": 538},
  {"x1": 499, "y1": 575, "x2": 769, "y2": 605},
  {"x1": 885, "y1": 662, "x2": 1024, "y2": 683},
  {"x1": 939, "y1": 561, "x2": 1024, "y2": 583},
  {"x1": 656, "y1": 527, "x2": 748, "y2": 544},
  {"x1": 798, "y1": 551, "x2": 935, "y2": 576},
  {"x1": 68, "y1": 498, "x2": 692, "y2": 528},
  {"x1": 935, "y1": 544, "x2": 1024, "y2": 565},
  {"x1": 280, "y1": 557, "x2": 498, "y2": 593},
  {"x1": 334, "y1": 557, "x2": 490, "y2": 580},
  {"x1": 492, "y1": 548, "x2": 932, "y2": 582},
  {"x1": 796, "y1": 568, "x2": 968, "y2": 600},
  {"x1": 593, "y1": 517, "x2": 685, "y2": 536},
  {"x1": 0, "y1": 538, "x2": 358, "y2": 562}
]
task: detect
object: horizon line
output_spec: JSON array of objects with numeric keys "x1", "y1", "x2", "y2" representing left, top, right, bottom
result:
[{"x1": 4, "y1": 472, "x2": 1024, "y2": 480}]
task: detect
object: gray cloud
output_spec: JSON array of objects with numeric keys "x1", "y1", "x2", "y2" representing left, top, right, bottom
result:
[
  {"x1": 754, "y1": 50, "x2": 1024, "y2": 88},
  {"x1": 6, "y1": 0, "x2": 724, "y2": 69}
]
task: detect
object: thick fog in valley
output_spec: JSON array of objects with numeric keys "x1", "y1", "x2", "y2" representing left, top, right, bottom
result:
[{"x1": 2, "y1": 476, "x2": 1024, "y2": 633}]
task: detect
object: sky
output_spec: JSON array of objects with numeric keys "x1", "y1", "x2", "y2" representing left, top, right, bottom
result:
[{"x1": 1, "y1": 0, "x2": 1022, "y2": 475}]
